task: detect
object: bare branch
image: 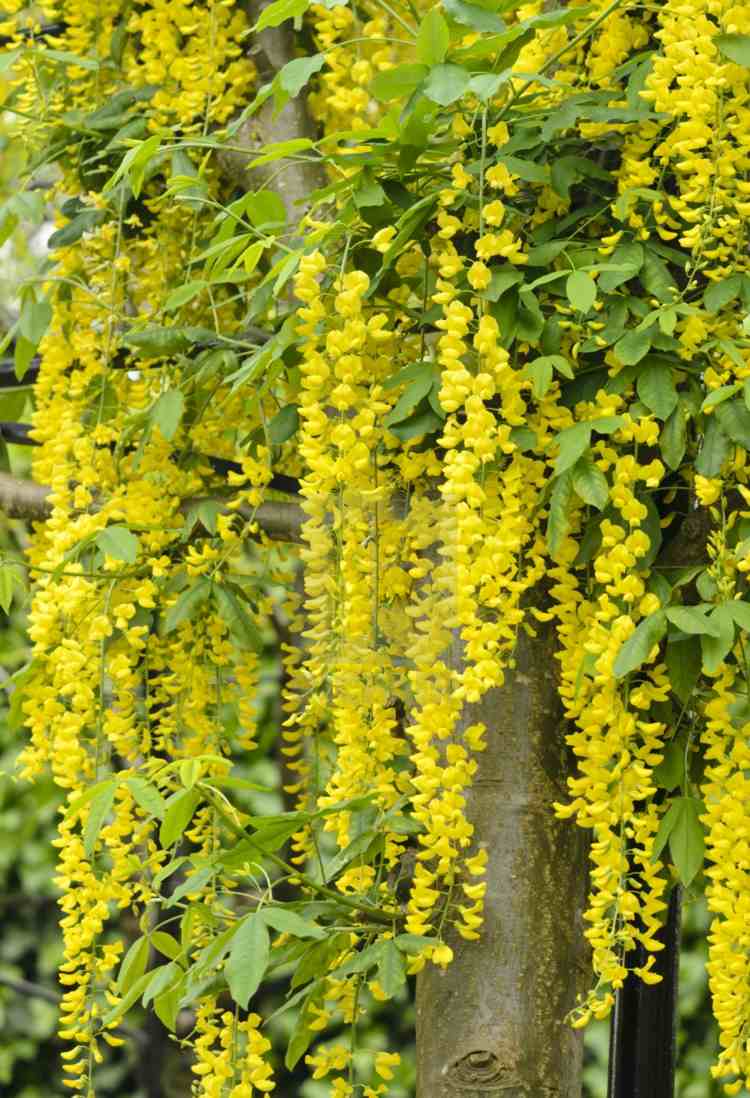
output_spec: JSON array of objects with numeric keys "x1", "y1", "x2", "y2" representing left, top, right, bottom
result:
[
  {"x1": 0, "y1": 974, "x2": 146, "y2": 1045},
  {"x1": 0, "y1": 473, "x2": 304, "y2": 543},
  {"x1": 0, "y1": 473, "x2": 49, "y2": 522}
]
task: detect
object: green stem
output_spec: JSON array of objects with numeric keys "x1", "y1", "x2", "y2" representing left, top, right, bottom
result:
[{"x1": 201, "y1": 788, "x2": 394, "y2": 925}]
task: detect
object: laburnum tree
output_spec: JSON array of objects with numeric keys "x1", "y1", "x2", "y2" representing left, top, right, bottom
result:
[{"x1": 2, "y1": 0, "x2": 750, "y2": 1095}]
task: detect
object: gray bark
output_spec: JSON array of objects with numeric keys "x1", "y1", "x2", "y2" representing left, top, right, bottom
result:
[
  {"x1": 416, "y1": 622, "x2": 589, "y2": 1098},
  {"x1": 223, "y1": 1, "x2": 325, "y2": 219}
]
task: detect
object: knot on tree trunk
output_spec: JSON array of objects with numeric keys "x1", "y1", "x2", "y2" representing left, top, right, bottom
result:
[
  {"x1": 445, "y1": 1048, "x2": 561, "y2": 1094},
  {"x1": 446, "y1": 1049, "x2": 507, "y2": 1087}
]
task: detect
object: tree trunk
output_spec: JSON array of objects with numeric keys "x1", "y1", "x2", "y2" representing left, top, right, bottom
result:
[{"x1": 416, "y1": 623, "x2": 589, "y2": 1098}]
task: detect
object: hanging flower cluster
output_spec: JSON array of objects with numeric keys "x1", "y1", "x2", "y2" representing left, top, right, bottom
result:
[{"x1": 5, "y1": 0, "x2": 750, "y2": 1093}]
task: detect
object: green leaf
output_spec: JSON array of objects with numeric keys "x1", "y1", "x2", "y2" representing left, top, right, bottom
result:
[
  {"x1": 142, "y1": 962, "x2": 180, "y2": 1008},
  {"x1": 123, "y1": 326, "x2": 196, "y2": 358},
  {"x1": 285, "y1": 1000, "x2": 315, "y2": 1070},
  {"x1": 534, "y1": 353, "x2": 574, "y2": 379},
  {"x1": 333, "y1": 942, "x2": 386, "y2": 978},
  {"x1": 571, "y1": 456, "x2": 608, "y2": 510},
  {"x1": 168, "y1": 865, "x2": 215, "y2": 905},
  {"x1": 637, "y1": 365, "x2": 678, "y2": 421},
  {"x1": 697, "y1": 570, "x2": 718, "y2": 602},
  {"x1": 372, "y1": 63, "x2": 429, "y2": 102},
  {"x1": 126, "y1": 134, "x2": 162, "y2": 198},
  {"x1": 640, "y1": 250, "x2": 674, "y2": 302},
  {"x1": 126, "y1": 777, "x2": 167, "y2": 819},
  {"x1": 291, "y1": 933, "x2": 350, "y2": 992},
  {"x1": 715, "y1": 399, "x2": 750, "y2": 449},
  {"x1": 267, "y1": 404, "x2": 299, "y2": 444},
  {"x1": 19, "y1": 298, "x2": 52, "y2": 345},
  {"x1": 394, "y1": 933, "x2": 437, "y2": 953},
  {"x1": 165, "y1": 281, "x2": 207, "y2": 311},
  {"x1": 652, "y1": 741, "x2": 684, "y2": 792},
  {"x1": 83, "y1": 781, "x2": 117, "y2": 857},
  {"x1": 547, "y1": 469, "x2": 575, "y2": 558},
  {"x1": 96, "y1": 525, "x2": 140, "y2": 564},
  {"x1": 598, "y1": 242, "x2": 644, "y2": 291},
  {"x1": 36, "y1": 47, "x2": 101, "y2": 70},
  {"x1": 553, "y1": 422, "x2": 591, "y2": 476},
  {"x1": 354, "y1": 173, "x2": 387, "y2": 209},
  {"x1": 702, "y1": 383, "x2": 740, "y2": 411},
  {"x1": 565, "y1": 270, "x2": 596, "y2": 313},
  {"x1": 700, "y1": 604, "x2": 736, "y2": 674},
  {"x1": 715, "y1": 33, "x2": 750, "y2": 66},
  {"x1": 481, "y1": 266, "x2": 523, "y2": 302},
  {"x1": 151, "y1": 931, "x2": 182, "y2": 961},
  {"x1": 159, "y1": 788, "x2": 201, "y2": 848},
  {"x1": 180, "y1": 759, "x2": 201, "y2": 789},
  {"x1": 154, "y1": 981, "x2": 183, "y2": 1032},
  {"x1": 386, "y1": 404, "x2": 442, "y2": 441},
  {"x1": 245, "y1": 191, "x2": 287, "y2": 228},
  {"x1": 652, "y1": 797, "x2": 680, "y2": 862},
  {"x1": 443, "y1": 0, "x2": 505, "y2": 32},
  {"x1": 14, "y1": 335, "x2": 36, "y2": 381},
  {"x1": 509, "y1": 425, "x2": 537, "y2": 452},
  {"x1": 727, "y1": 599, "x2": 750, "y2": 632},
  {"x1": 377, "y1": 940, "x2": 407, "y2": 997},
  {"x1": 660, "y1": 404, "x2": 686, "y2": 471},
  {"x1": 524, "y1": 358, "x2": 553, "y2": 399},
  {"x1": 704, "y1": 274, "x2": 743, "y2": 313},
  {"x1": 248, "y1": 139, "x2": 312, "y2": 168},
  {"x1": 255, "y1": 0, "x2": 309, "y2": 31},
  {"x1": 238, "y1": 241, "x2": 265, "y2": 275},
  {"x1": 614, "y1": 328, "x2": 653, "y2": 366},
  {"x1": 423, "y1": 64, "x2": 470, "y2": 106},
  {"x1": 278, "y1": 53, "x2": 325, "y2": 97},
  {"x1": 613, "y1": 611, "x2": 667, "y2": 678},
  {"x1": 324, "y1": 830, "x2": 378, "y2": 882},
  {"x1": 665, "y1": 606, "x2": 722, "y2": 637},
  {"x1": 164, "y1": 578, "x2": 212, "y2": 633},
  {"x1": 260, "y1": 907, "x2": 326, "y2": 940},
  {"x1": 102, "y1": 970, "x2": 152, "y2": 1026},
  {"x1": 117, "y1": 936, "x2": 150, "y2": 995},
  {"x1": 151, "y1": 390, "x2": 185, "y2": 442},
  {"x1": 668, "y1": 797, "x2": 705, "y2": 886},
  {"x1": 695, "y1": 415, "x2": 730, "y2": 477},
  {"x1": 385, "y1": 367, "x2": 437, "y2": 425},
  {"x1": 213, "y1": 585, "x2": 264, "y2": 651},
  {"x1": 417, "y1": 10, "x2": 450, "y2": 65},
  {"x1": 226, "y1": 914, "x2": 270, "y2": 1008},
  {"x1": 0, "y1": 564, "x2": 17, "y2": 613}
]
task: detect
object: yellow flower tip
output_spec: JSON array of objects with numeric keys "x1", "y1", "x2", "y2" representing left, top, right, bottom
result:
[
  {"x1": 374, "y1": 1051, "x2": 401, "y2": 1081},
  {"x1": 694, "y1": 475, "x2": 722, "y2": 507},
  {"x1": 723, "y1": 1082, "x2": 743, "y2": 1096},
  {"x1": 431, "y1": 943, "x2": 454, "y2": 968}
]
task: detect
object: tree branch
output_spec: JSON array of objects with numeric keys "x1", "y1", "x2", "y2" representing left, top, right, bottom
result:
[
  {"x1": 0, "y1": 473, "x2": 304, "y2": 542},
  {"x1": 0, "y1": 974, "x2": 146, "y2": 1045}
]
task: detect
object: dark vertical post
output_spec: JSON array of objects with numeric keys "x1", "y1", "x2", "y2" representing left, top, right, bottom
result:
[{"x1": 608, "y1": 885, "x2": 682, "y2": 1098}]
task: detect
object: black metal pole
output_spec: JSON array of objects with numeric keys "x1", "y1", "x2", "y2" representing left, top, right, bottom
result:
[{"x1": 608, "y1": 884, "x2": 682, "y2": 1098}]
